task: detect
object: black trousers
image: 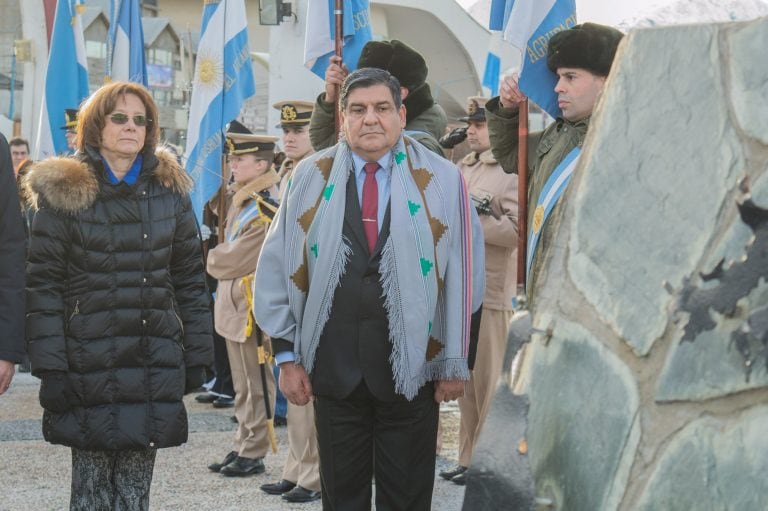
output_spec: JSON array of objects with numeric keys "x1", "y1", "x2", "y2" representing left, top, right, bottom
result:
[{"x1": 314, "y1": 381, "x2": 438, "y2": 511}]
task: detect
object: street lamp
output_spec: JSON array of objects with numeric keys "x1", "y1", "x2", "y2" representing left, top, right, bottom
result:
[{"x1": 259, "y1": 0, "x2": 293, "y2": 25}]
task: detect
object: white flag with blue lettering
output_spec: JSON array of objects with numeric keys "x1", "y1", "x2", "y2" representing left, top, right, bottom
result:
[
  {"x1": 304, "y1": 0, "x2": 372, "y2": 78},
  {"x1": 35, "y1": 0, "x2": 90, "y2": 159},
  {"x1": 490, "y1": 0, "x2": 577, "y2": 118},
  {"x1": 184, "y1": 0, "x2": 256, "y2": 222}
]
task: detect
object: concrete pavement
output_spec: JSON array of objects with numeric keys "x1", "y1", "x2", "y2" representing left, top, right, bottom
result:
[{"x1": 0, "y1": 371, "x2": 466, "y2": 510}]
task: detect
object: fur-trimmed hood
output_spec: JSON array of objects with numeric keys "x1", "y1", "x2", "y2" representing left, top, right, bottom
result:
[{"x1": 23, "y1": 148, "x2": 192, "y2": 214}]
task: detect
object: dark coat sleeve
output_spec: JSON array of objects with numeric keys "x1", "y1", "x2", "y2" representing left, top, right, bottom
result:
[
  {"x1": 25, "y1": 205, "x2": 71, "y2": 373},
  {"x1": 170, "y1": 193, "x2": 214, "y2": 369},
  {"x1": 0, "y1": 134, "x2": 26, "y2": 364},
  {"x1": 486, "y1": 96, "x2": 542, "y2": 176},
  {"x1": 308, "y1": 92, "x2": 337, "y2": 152}
]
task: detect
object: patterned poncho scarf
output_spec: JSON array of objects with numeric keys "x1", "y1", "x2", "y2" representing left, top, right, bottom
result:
[{"x1": 254, "y1": 135, "x2": 484, "y2": 399}]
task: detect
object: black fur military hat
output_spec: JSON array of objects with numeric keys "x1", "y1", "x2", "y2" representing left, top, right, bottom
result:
[
  {"x1": 546, "y1": 23, "x2": 624, "y2": 77},
  {"x1": 357, "y1": 39, "x2": 428, "y2": 90}
]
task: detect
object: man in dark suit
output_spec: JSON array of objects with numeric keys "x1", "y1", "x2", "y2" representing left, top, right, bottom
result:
[
  {"x1": 254, "y1": 68, "x2": 484, "y2": 510},
  {"x1": 0, "y1": 133, "x2": 27, "y2": 394}
]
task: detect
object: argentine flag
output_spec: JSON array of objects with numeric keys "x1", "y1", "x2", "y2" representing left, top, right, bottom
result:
[
  {"x1": 304, "y1": 0, "x2": 372, "y2": 78},
  {"x1": 184, "y1": 0, "x2": 255, "y2": 222},
  {"x1": 490, "y1": 0, "x2": 577, "y2": 118},
  {"x1": 35, "y1": 0, "x2": 89, "y2": 159},
  {"x1": 108, "y1": 0, "x2": 148, "y2": 85}
]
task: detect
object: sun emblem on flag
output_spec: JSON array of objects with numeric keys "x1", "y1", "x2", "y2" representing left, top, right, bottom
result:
[
  {"x1": 195, "y1": 50, "x2": 223, "y2": 89},
  {"x1": 532, "y1": 205, "x2": 545, "y2": 234}
]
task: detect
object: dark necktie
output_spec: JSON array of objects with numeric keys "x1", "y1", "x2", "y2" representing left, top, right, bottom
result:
[{"x1": 362, "y1": 162, "x2": 379, "y2": 254}]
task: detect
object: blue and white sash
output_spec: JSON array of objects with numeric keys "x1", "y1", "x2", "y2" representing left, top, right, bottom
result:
[
  {"x1": 526, "y1": 147, "x2": 581, "y2": 278},
  {"x1": 227, "y1": 201, "x2": 262, "y2": 242}
]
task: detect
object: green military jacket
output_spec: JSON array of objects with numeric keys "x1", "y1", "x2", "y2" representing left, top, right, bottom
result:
[
  {"x1": 308, "y1": 92, "x2": 447, "y2": 157},
  {"x1": 486, "y1": 96, "x2": 590, "y2": 297}
]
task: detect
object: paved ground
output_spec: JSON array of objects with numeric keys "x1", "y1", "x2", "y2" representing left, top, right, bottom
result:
[{"x1": 0, "y1": 370, "x2": 466, "y2": 511}]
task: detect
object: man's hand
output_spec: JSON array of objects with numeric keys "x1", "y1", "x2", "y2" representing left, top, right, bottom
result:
[
  {"x1": 434, "y1": 379, "x2": 465, "y2": 403},
  {"x1": 324, "y1": 55, "x2": 350, "y2": 103},
  {"x1": 0, "y1": 360, "x2": 14, "y2": 395},
  {"x1": 279, "y1": 362, "x2": 314, "y2": 406},
  {"x1": 499, "y1": 73, "x2": 527, "y2": 109}
]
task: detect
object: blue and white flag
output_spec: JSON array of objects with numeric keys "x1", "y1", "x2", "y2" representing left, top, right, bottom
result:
[
  {"x1": 304, "y1": 0, "x2": 372, "y2": 79},
  {"x1": 482, "y1": 51, "x2": 501, "y2": 97},
  {"x1": 490, "y1": 0, "x2": 577, "y2": 118},
  {"x1": 35, "y1": 0, "x2": 90, "y2": 159},
  {"x1": 184, "y1": 0, "x2": 255, "y2": 222},
  {"x1": 108, "y1": 0, "x2": 148, "y2": 86}
]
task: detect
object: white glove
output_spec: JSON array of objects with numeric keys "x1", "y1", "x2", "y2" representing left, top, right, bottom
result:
[{"x1": 199, "y1": 224, "x2": 212, "y2": 240}]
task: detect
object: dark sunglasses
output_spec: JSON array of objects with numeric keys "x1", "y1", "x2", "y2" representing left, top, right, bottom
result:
[{"x1": 109, "y1": 113, "x2": 149, "y2": 127}]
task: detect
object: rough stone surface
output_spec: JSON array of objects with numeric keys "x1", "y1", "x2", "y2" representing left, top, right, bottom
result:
[
  {"x1": 728, "y1": 20, "x2": 768, "y2": 146},
  {"x1": 567, "y1": 24, "x2": 744, "y2": 356},
  {"x1": 524, "y1": 317, "x2": 639, "y2": 511},
  {"x1": 477, "y1": 17, "x2": 768, "y2": 511},
  {"x1": 636, "y1": 407, "x2": 768, "y2": 511}
]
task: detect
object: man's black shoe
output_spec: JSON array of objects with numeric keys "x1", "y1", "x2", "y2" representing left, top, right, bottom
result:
[
  {"x1": 451, "y1": 471, "x2": 467, "y2": 486},
  {"x1": 220, "y1": 456, "x2": 265, "y2": 477},
  {"x1": 212, "y1": 396, "x2": 235, "y2": 408},
  {"x1": 274, "y1": 415, "x2": 287, "y2": 427},
  {"x1": 195, "y1": 393, "x2": 217, "y2": 404},
  {"x1": 260, "y1": 479, "x2": 297, "y2": 495},
  {"x1": 439, "y1": 465, "x2": 467, "y2": 480},
  {"x1": 208, "y1": 451, "x2": 237, "y2": 472},
  {"x1": 282, "y1": 486, "x2": 321, "y2": 503}
]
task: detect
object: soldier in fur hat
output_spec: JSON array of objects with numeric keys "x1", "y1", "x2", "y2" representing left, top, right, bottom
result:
[
  {"x1": 206, "y1": 120, "x2": 280, "y2": 478},
  {"x1": 309, "y1": 39, "x2": 447, "y2": 156},
  {"x1": 486, "y1": 22, "x2": 624, "y2": 296}
]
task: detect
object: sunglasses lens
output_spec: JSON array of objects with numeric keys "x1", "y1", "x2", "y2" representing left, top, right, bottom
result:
[
  {"x1": 110, "y1": 113, "x2": 129, "y2": 124},
  {"x1": 110, "y1": 114, "x2": 148, "y2": 126}
]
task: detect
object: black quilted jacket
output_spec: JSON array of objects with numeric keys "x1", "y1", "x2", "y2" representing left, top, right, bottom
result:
[{"x1": 24, "y1": 146, "x2": 213, "y2": 450}]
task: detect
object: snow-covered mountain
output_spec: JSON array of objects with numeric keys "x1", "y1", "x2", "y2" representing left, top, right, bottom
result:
[
  {"x1": 619, "y1": 0, "x2": 768, "y2": 29},
  {"x1": 464, "y1": 0, "x2": 768, "y2": 30}
]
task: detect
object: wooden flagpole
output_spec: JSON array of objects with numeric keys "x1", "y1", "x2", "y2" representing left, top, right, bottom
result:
[
  {"x1": 333, "y1": 0, "x2": 343, "y2": 141},
  {"x1": 516, "y1": 99, "x2": 529, "y2": 298}
]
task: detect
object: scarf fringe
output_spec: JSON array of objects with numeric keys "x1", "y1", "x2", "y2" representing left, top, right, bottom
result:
[
  {"x1": 380, "y1": 237, "x2": 412, "y2": 398},
  {"x1": 302, "y1": 236, "x2": 352, "y2": 374}
]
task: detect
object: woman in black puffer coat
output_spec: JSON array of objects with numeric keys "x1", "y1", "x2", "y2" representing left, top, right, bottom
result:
[{"x1": 24, "y1": 81, "x2": 213, "y2": 511}]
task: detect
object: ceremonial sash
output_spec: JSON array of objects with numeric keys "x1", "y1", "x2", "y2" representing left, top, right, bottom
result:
[
  {"x1": 227, "y1": 200, "x2": 263, "y2": 242},
  {"x1": 526, "y1": 147, "x2": 581, "y2": 279}
]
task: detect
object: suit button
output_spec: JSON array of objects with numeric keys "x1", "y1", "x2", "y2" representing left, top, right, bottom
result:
[{"x1": 363, "y1": 277, "x2": 371, "y2": 284}]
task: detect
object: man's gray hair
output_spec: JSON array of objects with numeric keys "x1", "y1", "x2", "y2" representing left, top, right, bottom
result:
[{"x1": 340, "y1": 68, "x2": 402, "y2": 111}]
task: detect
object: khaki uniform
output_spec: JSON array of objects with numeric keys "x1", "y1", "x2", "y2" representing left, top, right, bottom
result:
[
  {"x1": 486, "y1": 96, "x2": 589, "y2": 297},
  {"x1": 207, "y1": 172, "x2": 280, "y2": 459},
  {"x1": 456, "y1": 149, "x2": 518, "y2": 467},
  {"x1": 274, "y1": 151, "x2": 321, "y2": 492}
]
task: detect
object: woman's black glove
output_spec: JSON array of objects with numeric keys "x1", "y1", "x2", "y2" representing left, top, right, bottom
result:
[
  {"x1": 185, "y1": 366, "x2": 206, "y2": 394},
  {"x1": 39, "y1": 371, "x2": 77, "y2": 413}
]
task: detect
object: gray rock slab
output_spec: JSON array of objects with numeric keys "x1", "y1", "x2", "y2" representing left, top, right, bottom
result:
[
  {"x1": 525, "y1": 316, "x2": 640, "y2": 511},
  {"x1": 657, "y1": 278, "x2": 768, "y2": 402},
  {"x1": 564, "y1": 23, "x2": 745, "y2": 356},
  {"x1": 727, "y1": 20, "x2": 768, "y2": 146},
  {"x1": 636, "y1": 406, "x2": 768, "y2": 511}
]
